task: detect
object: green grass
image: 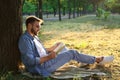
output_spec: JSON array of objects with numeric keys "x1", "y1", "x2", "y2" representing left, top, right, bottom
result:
[
  {"x1": 40, "y1": 14, "x2": 120, "y2": 43},
  {"x1": 42, "y1": 14, "x2": 120, "y2": 31},
  {"x1": 2, "y1": 14, "x2": 119, "y2": 80}
]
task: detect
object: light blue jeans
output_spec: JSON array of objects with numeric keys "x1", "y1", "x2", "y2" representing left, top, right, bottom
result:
[{"x1": 41, "y1": 47, "x2": 96, "y2": 73}]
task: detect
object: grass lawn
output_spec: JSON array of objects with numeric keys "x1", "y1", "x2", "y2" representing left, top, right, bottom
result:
[
  {"x1": 1, "y1": 14, "x2": 119, "y2": 80},
  {"x1": 40, "y1": 14, "x2": 120, "y2": 80}
]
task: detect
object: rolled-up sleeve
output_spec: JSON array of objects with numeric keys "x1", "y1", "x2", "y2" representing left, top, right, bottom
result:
[{"x1": 19, "y1": 36, "x2": 40, "y2": 67}]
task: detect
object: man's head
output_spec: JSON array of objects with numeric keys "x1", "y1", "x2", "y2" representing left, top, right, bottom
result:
[{"x1": 25, "y1": 16, "x2": 43, "y2": 36}]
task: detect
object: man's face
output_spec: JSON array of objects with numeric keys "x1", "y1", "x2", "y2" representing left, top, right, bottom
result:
[{"x1": 30, "y1": 21, "x2": 41, "y2": 36}]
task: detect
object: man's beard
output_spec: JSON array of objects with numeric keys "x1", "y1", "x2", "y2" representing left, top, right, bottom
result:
[{"x1": 31, "y1": 28, "x2": 37, "y2": 36}]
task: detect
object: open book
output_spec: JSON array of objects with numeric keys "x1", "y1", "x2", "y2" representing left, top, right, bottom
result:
[{"x1": 53, "y1": 42, "x2": 65, "y2": 53}]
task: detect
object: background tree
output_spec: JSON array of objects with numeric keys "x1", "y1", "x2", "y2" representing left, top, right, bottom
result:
[
  {"x1": 23, "y1": 0, "x2": 37, "y2": 15},
  {"x1": 50, "y1": 0, "x2": 58, "y2": 17},
  {"x1": 22, "y1": 0, "x2": 119, "y2": 21},
  {"x1": 73, "y1": 0, "x2": 76, "y2": 18},
  {"x1": 0, "y1": 0, "x2": 22, "y2": 71},
  {"x1": 38, "y1": 0, "x2": 43, "y2": 19},
  {"x1": 61, "y1": 0, "x2": 67, "y2": 16},
  {"x1": 68, "y1": 0, "x2": 72, "y2": 19},
  {"x1": 76, "y1": 0, "x2": 80, "y2": 17},
  {"x1": 58, "y1": 0, "x2": 62, "y2": 21},
  {"x1": 104, "y1": 0, "x2": 120, "y2": 13},
  {"x1": 42, "y1": 0, "x2": 49, "y2": 18},
  {"x1": 89, "y1": 0, "x2": 105, "y2": 12},
  {"x1": 42, "y1": 0, "x2": 58, "y2": 17}
]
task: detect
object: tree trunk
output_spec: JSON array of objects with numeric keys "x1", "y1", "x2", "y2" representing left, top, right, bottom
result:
[
  {"x1": 73, "y1": 0, "x2": 76, "y2": 18},
  {"x1": 35, "y1": 2, "x2": 39, "y2": 17},
  {"x1": 53, "y1": 8, "x2": 57, "y2": 17},
  {"x1": 68, "y1": 0, "x2": 71, "y2": 19},
  {"x1": 77, "y1": 0, "x2": 79, "y2": 17},
  {"x1": 0, "y1": 0, "x2": 22, "y2": 71},
  {"x1": 93, "y1": 3, "x2": 97, "y2": 12},
  {"x1": 62, "y1": 7, "x2": 66, "y2": 16},
  {"x1": 58, "y1": 0, "x2": 61, "y2": 21},
  {"x1": 38, "y1": 0, "x2": 43, "y2": 19}
]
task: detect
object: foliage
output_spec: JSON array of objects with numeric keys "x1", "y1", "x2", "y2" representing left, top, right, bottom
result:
[
  {"x1": 96, "y1": 8, "x2": 104, "y2": 18},
  {"x1": 104, "y1": 11, "x2": 111, "y2": 20},
  {"x1": 0, "y1": 71, "x2": 14, "y2": 80},
  {"x1": 23, "y1": 0, "x2": 100, "y2": 15},
  {"x1": 0, "y1": 71, "x2": 52, "y2": 80},
  {"x1": 104, "y1": 0, "x2": 120, "y2": 13},
  {"x1": 42, "y1": 0, "x2": 58, "y2": 13},
  {"x1": 96, "y1": 8, "x2": 111, "y2": 20},
  {"x1": 22, "y1": 0, "x2": 120, "y2": 15},
  {"x1": 22, "y1": 0, "x2": 37, "y2": 14}
]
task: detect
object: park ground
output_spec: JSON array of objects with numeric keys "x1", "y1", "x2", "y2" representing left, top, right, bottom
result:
[
  {"x1": 40, "y1": 14, "x2": 120, "y2": 80},
  {"x1": 1, "y1": 14, "x2": 119, "y2": 80}
]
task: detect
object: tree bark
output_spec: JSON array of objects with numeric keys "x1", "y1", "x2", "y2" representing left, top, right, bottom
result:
[
  {"x1": 38, "y1": 0, "x2": 43, "y2": 19},
  {"x1": 53, "y1": 8, "x2": 57, "y2": 17},
  {"x1": 0, "y1": 0, "x2": 22, "y2": 71},
  {"x1": 58, "y1": 0, "x2": 61, "y2": 21},
  {"x1": 62, "y1": 7, "x2": 66, "y2": 16},
  {"x1": 68, "y1": 0, "x2": 71, "y2": 19},
  {"x1": 77, "y1": 0, "x2": 79, "y2": 17},
  {"x1": 73, "y1": 0, "x2": 76, "y2": 18}
]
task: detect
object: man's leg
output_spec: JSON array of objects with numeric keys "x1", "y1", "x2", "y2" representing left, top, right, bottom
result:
[{"x1": 42, "y1": 49, "x2": 96, "y2": 73}]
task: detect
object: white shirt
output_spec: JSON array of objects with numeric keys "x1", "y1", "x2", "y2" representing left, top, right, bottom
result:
[{"x1": 33, "y1": 36, "x2": 48, "y2": 57}]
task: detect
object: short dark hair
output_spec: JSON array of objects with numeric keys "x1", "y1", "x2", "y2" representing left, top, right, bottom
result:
[{"x1": 25, "y1": 16, "x2": 43, "y2": 27}]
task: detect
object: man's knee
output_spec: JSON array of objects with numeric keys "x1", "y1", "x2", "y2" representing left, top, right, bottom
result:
[{"x1": 67, "y1": 49, "x2": 78, "y2": 55}]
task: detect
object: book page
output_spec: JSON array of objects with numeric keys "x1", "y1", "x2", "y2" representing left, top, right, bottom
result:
[{"x1": 53, "y1": 42, "x2": 65, "y2": 53}]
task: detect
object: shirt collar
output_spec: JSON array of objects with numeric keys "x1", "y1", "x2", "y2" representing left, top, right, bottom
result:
[{"x1": 24, "y1": 31, "x2": 34, "y2": 40}]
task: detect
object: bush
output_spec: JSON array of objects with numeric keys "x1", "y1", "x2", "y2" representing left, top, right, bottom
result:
[
  {"x1": 104, "y1": 11, "x2": 111, "y2": 20},
  {"x1": 0, "y1": 71, "x2": 14, "y2": 80},
  {"x1": 96, "y1": 8, "x2": 104, "y2": 19},
  {"x1": 96, "y1": 8, "x2": 111, "y2": 20}
]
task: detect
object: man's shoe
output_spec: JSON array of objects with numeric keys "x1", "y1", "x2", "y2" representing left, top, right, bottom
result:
[{"x1": 99, "y1": 56, "x2": 114, "y2": 65}]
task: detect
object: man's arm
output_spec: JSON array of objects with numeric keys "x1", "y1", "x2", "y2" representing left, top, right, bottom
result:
[
  {"x1": 19, "y1": 37, "x2": 41, "y2": 66},
  {"x1": 40, "y1": 51, "x2": 56, "y2": 63}
]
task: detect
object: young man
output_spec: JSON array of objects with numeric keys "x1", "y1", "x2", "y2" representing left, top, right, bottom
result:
[{"x1": 18, "y1": 16, "x2": 114, "y2": 77}]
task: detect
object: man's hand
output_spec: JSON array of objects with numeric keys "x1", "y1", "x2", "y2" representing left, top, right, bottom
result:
[
  {"x1": 40, "y1": 51, "x2": 56, "y2": 64},
  {"x1": 46, "y1": 42, "x2": 61, "y2": 52},
  {"x1": 53, "y1": 42, "x2": 62, "y2": 49},
  {"x1": 48, "y1": 51, "x2": 56, "y2": 59}
]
